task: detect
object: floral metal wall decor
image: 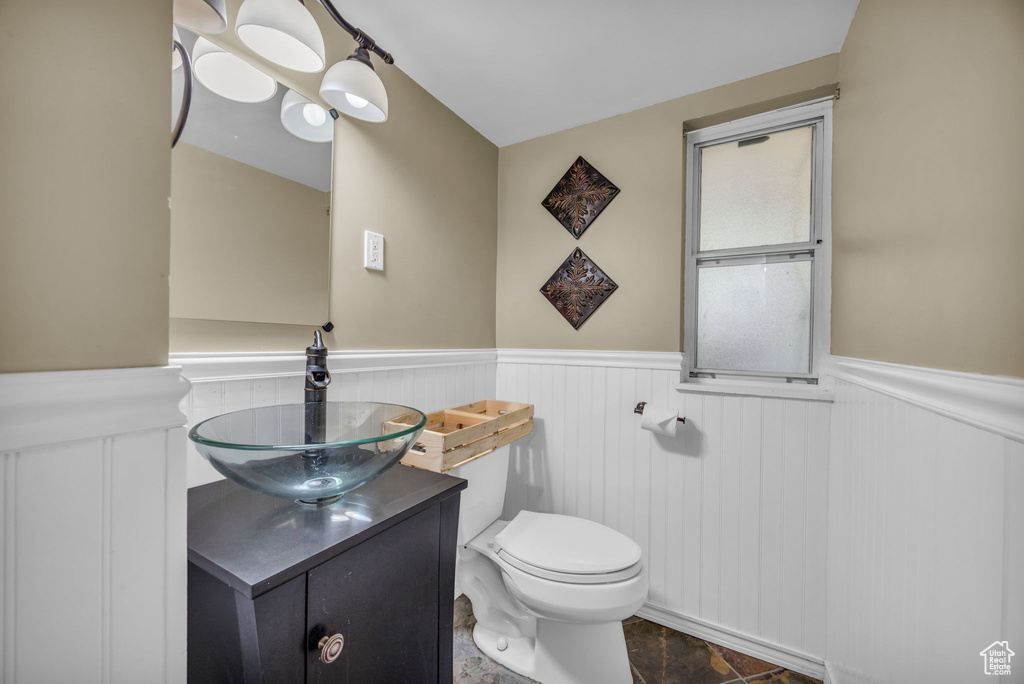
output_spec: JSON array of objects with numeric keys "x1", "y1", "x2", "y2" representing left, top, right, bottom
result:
[
  {"x1": 541, "y1": 156, "x2": 620, "y2": 238},
  {"x1": 540, "y1": 247, "x2": 618, "y2": 330}
]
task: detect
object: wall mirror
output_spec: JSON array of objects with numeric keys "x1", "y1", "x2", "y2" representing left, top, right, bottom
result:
[{"x1": 170, "y1": 29, "x2": 332, "y2": 326}]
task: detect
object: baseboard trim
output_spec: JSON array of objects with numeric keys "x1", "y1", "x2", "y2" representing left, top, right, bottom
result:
[
  {"x1": 497, "y1": 348, "x2": 686, "y2": 372},
  {"x1": 636, "y1": 603, "x2": 825, "y2": 680},
  {"x1": 172, "y1": 348, "x2": 497, "y2": 381},
  {"x1": 823, "y1": 355, "x2": 1024, "y2": 443},
  {"x1": 822, "y1": 660, "x2": 839, "y2": 684},
  {"x1": 0, "y1": 366, "x2": 190, "y2": 452}
]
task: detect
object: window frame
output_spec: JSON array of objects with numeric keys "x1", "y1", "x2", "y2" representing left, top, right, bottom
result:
[{"x1": 683, "y1": 99, "x2": 833, "y2": 383}]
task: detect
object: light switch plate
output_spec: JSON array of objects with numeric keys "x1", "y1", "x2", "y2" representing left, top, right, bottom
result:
[{"x1": 364, "y1": 231, "x2": 384, "y2": 271}]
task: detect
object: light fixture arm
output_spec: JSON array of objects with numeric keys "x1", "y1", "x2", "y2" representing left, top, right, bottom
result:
[
  {"x1": 314, "y1": 0, "x2": 395, "y2": 65},
  {"x1": 171, "y1": 39, "x2": 194, "y2": 147}
]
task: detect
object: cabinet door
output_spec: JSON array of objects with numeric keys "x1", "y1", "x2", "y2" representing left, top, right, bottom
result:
[{"x1": 307, "y1": 506, "x2": 440, "y2": 684}]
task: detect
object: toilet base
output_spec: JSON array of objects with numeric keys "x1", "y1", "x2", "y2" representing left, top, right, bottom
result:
[{"x1": 473, "y1": 618, "x2": 633, "y2": 684}]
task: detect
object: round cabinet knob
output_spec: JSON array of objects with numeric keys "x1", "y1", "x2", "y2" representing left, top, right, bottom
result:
[{"x1": 318, "y1": 633, "x2": 345, "y2": 664}]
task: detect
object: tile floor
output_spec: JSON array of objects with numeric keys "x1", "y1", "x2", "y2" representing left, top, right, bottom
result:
[{"x1": 453, "y1": 596, "x2": 822, "y2": 684}]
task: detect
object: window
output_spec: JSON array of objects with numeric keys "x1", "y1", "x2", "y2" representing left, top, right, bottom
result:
[{"x1": 684, "y1": 100, "x2": 832, "y2": 382}]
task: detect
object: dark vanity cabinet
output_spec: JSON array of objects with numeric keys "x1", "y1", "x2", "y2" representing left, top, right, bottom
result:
[{"x1": 187, "y1": 465, "x2": 466, "y2": 684}]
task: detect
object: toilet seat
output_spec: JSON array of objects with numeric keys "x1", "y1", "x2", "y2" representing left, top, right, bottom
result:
[
  {"x1": 497, "y1": 551, "x2": 642, "y2": 584},
  {"x1": 493, "y1": 511, "x2": 643, "y2": 584}
]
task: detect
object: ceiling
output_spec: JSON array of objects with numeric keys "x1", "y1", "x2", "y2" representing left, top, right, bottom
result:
[{"x1": 332, "y1": 0, "x2": 860, "y2": 146}]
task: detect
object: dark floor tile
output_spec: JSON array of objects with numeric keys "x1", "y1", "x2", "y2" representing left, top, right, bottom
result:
[
  {"x1": 705, "y1": 642, "x2": 778, "y2": 677},
  {"x1": 631, "y1": 662, "x2": 648, "y2": 684},
  {"x1": 745, "y1": 668, "x2": 822, "y2": 684},
  {"x1": 452, "y1": 623, "x2": 479, "y2": 661},
  {"x1": 454, "y1": 654, "x2": 538, "y2": 684},
  {"x1": 454, "y1": 594, "x2": 477, "y2": 631},
  {"x1": 624, "y1": 619, "x2": 738, "y2": 684}
]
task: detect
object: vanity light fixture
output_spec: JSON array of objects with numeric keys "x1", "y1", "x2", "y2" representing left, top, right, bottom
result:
[
  {"x1": 313, "y1": 0, "x2": 395, "y2": 123},
  {"x1": 172, "y1": 26, "x2": 184, "y2": 70},
  {"x1": 192, "y1": 37, "x2": 278, "y2": 103},
  {"x1": 170, "y1": 0, "x2": 395, "y2": 146},
  {"x1": 236, "y1": 0, "x2": 326, "y2": 73},
  {"x1": 281, "y1": 89, "x2": 335, "y2": 143},
  {"x1": 171, "y1": 29, "x2": 194, "y2": 148},
  {"x1": 235, "y1": 0, "x2": 395, "y2": 123},
  {"x1": 319, "y1": 45, "x2": 388, "y2": 123},
  {"x1": 173, "y1": 0, "x2": 227, "y2": 34}
]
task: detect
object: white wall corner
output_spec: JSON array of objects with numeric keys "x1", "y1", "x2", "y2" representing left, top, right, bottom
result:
[
  {"x1": 0, "y1": 366, "x2": 190, "y2": 453},
  {"x1": 822, "y1": 355, "x2": 1024, "y2": 442}
]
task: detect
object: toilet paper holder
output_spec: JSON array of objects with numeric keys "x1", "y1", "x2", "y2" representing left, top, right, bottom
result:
[{"x1": 633, "y1": 402, "x2": 685, "y2": 423}]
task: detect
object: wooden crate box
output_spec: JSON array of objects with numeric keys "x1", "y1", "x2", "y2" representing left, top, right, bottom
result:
[
  {"x1": 388, "y1": 401, "x2": 534, "y2": 473},
  {"x1": 448, "y1": 400, "x2": 533, "y2": 431}
]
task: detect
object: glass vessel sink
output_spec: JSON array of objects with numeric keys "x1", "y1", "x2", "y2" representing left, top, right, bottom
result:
[{"x1": 189, "y1": 402, "x2": 426, "y2": 504}]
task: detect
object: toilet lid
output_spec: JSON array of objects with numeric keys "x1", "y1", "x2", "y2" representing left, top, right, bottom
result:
[{"x1": 494, "y1": 511, "x2": 642, "y2": 576}]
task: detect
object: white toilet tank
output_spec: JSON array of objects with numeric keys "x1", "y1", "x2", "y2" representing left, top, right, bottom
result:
[{"x1": 449, "y1": 444, "x2": 510, "y2": 545}]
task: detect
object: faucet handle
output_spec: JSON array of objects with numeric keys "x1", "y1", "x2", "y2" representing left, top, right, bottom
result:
[{"x1": 308, "y1": 329, "x2": 327, "y2": 354}]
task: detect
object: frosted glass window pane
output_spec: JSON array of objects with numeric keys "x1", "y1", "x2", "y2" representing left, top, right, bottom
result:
[
  {"x1": 696, "y1": 261, "x2": 811, "y2": 374},
  {"x1": 699, "y1": 126, "x2": 812, "y2": 251}
]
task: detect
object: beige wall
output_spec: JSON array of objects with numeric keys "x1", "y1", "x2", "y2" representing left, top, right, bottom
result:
[
  {"x1": 170, "y1": 1, "x2": 498, "y2": 353},
  {"x1": 170, "y1": 143, "x2": 330, "y2": 326},
  {"x1": 832, "y1": 0, "x2": 1024, "y2": 378},
  {"x1": 495, "y1": 56, "x2": 839, "y2": 352},
  {"x1": 0, "y1": 0, "x2": 172, "y2": 372},
  {"x1": 327, "y1": 65, "x2": 497, "y2": 351}
]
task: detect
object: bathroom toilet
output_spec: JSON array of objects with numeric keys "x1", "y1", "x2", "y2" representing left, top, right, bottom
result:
[{"x1": 451, "y1": 446, "x2": 648, "y2": 684}]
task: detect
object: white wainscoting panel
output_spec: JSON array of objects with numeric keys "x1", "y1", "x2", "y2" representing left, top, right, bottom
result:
[
  {"x1": 174, "y1": 350, "x2": 497, "y2": 488},
  {"x1": 825, "y1": 361, "x2": 1024, "y2": 684},
  {"x1": 496, "y1": 349, "x2": 831, "y2": 673},
  {"x1": 0, "y1": 367, "x2": 189, "y2": 684}
]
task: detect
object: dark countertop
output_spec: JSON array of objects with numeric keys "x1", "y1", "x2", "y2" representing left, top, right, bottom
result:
[{"x1": 188, "y1": 464, "x2": 467, "y2": 599}]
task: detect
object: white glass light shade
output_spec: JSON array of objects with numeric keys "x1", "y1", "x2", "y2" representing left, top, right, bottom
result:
[
  {"x1": 280, "y1": 89, "x2": 333, "y2": 143},
  {"x1": 303, "y1": 103, "x2": 327, "y2": 126},
  {"x1": 236, "y1": 0, "x2": 325, "y2": 73},
  {"x1": 172, "y1": 26, "x2": 183, "y2": 70},
  {"x1": 319, "y1": 60, "x2": 388, "y2": 123},
  {"x1": 192, "y1": 37, "x2": 278, "y2": 103},
  {"x1": 173, "y1": 0, "x2": 227, "y2": 34}
]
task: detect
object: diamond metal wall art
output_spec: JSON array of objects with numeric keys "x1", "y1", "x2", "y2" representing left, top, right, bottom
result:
[
  {"x1": 540, "y1": 248, "x2": 618, "y2": 330},
  {"x1": 541, "y1": 156, "x2": 620, "y2": 238}
]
